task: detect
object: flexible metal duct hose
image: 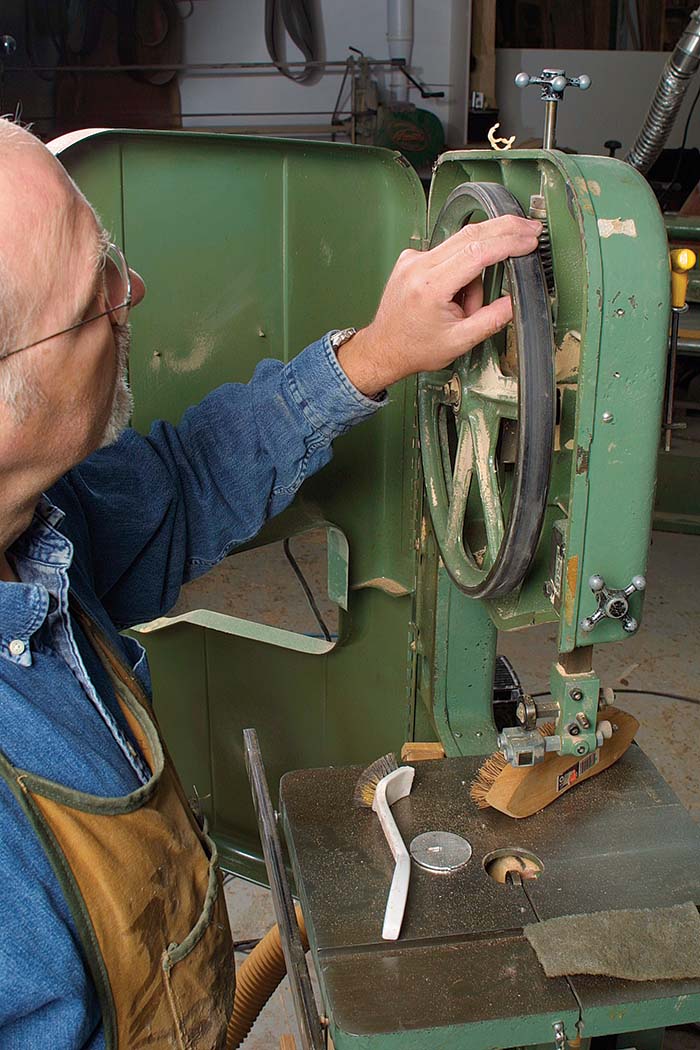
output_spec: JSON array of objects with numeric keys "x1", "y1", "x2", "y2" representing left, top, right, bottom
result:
[
  {"x1": 626, "y1": 7, "x2": 700, "y2": 173},
  {"x1": 226, "y1": 904, "x2": 309, "y2": 1050}
]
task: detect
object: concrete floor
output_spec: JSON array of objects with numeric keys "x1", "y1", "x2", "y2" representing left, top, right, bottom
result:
[{"x1": 225, "y1": 529, "x2": 700, "y2": 1049}]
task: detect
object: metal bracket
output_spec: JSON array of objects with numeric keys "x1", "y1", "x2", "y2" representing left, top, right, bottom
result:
[
  {"x1": 552, "y1": 1020, "x2": 566, "y2": 1050},
  {"x1": 497, "y1": 724, "x2": 562, "y2": 766}
]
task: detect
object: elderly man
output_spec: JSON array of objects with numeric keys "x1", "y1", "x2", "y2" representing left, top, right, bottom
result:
[{"x1": 0, "y1": 118, "x2": 541, "y2": 1049}]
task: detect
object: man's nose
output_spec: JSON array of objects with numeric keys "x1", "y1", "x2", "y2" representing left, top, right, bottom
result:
[{"x1": 130, "y1": 269, "x2": 146, "y2": 308}]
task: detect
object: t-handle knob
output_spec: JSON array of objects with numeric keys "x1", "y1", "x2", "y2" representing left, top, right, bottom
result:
[
  {"x1": 515, "y1": 69, "x2": 592, "y2": 149},
  {"x1": 580, "y1": 573, "x2": 646, "y2": 635}
]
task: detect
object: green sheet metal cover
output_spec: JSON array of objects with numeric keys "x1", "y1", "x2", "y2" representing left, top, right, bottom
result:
[{"x1": 56, "y1": 130, "x2": 427, "y2": 880}]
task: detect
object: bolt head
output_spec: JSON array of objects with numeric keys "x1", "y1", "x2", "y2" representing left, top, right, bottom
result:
[
  {"x1": 575, "y1": 742, "x2": 589, "y2": 756},
  {"x1": 569, "y1": 688, "x2": 584, "y2": 702},
  {"x1": 623, "y1": 616, "x2": 638, "y2": 634},
  {"x1": 602, "y1": 411, "x2": 614, "y2": 423},
  {"x1": 567, "y1": 723, "x2": 580, "y2": 736}
]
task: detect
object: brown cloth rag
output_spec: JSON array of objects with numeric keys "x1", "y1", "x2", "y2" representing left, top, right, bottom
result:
[{"x1": 524, "y1": 901, "x2": 700, "y2": 981}]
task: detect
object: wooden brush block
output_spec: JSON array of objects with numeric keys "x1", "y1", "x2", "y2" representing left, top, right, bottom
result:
[
  {"x1": 480, "y1": 707, "x2": 639, "y2": 819},
  {"x1": 401, "y1": 741, "x2": 446, "y2": 762}
]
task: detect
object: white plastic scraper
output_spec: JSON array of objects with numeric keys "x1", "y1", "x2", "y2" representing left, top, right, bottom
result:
[{"x1": 372, "y1": 765, "x2": 415, "y2": 940}]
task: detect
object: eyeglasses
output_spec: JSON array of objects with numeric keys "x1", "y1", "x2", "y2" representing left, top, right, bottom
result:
[{"x1": 2, "y1": 242, "x2": 133, "y2": 360}]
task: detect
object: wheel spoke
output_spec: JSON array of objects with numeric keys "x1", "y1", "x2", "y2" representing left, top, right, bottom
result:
[
  {"x1": 468, "y1": 406, "x2": 505, "y2": 564},
  {"x1": 445, "y1": 420, "x2": 473, "y2": 547},
  {"x1": 468, "y1": 344, "x2": 518, "y2": 420}
]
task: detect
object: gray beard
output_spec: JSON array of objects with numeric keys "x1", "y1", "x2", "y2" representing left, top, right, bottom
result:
[{"x1": 99, "y1": 323, "x2": 134, "y2": 449}]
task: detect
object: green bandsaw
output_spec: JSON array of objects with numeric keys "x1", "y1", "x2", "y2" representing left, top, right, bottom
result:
[{"x1": 57, "y1": 128, "x2": 699, "y2": 1050}]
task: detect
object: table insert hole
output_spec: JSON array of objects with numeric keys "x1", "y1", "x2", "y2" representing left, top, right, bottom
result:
[{"x1": 483, "y1": 848, "x2": 543, "y2": 886}]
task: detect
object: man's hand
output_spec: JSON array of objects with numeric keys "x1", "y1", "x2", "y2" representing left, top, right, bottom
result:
[{"x1": 336, "y1": 214, "x2": 542, "y2": 398}]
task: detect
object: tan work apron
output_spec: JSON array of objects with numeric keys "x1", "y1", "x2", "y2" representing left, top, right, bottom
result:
[{"x1": 0, "y1": 601, "x2": 235, "y2": 1049}]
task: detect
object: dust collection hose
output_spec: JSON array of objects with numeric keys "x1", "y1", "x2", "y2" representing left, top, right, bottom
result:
[
  {"x1": 226, "y1": 903, "x2": 309, "y2": 1050},
  {"x1": 626, "y1": 7, "x2": 700, "y2": 173}
]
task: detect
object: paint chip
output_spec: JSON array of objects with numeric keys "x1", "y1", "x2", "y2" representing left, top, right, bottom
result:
[{"x1": 598, "y1": 218, "x2": 637, "y2": 239}]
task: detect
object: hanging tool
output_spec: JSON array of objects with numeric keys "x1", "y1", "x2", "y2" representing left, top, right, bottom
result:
[{"x1": 665, "y1": 247, "x2": 697, "y2": 451}]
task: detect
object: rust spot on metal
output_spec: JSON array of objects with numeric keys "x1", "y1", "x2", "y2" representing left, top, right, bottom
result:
[
  {"x1": 596, "y1": 288, "x2": 603, "y2": 311},
  {"x1": 564, "y1": 555, "x2": 579, "y2": 625},
  {"x1": 576, "y1": 446, "x2": 589, "y2": 474},
  {"x1": 555, "y1": 331, "x2": 581, "y2": 381}
]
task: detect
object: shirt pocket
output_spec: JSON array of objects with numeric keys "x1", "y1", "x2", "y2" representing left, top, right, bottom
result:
[{"x1": 161, "y1": 840, "x2": 235, "y2": 1049}]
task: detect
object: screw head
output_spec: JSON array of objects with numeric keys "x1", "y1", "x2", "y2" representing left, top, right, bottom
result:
[
  {"x1": 623, "y1": 616, "x2": 638, "y2": 634},
  {"x1": 569, "y1": 687, "x2": 584, "y2": 702},
  {"x1": 602, "y1": 411, "x2": 614, "y2": 423},
  {"x1": 575, "y1": 742, "x2": 589, "y2": 756},
  {"x1": 567, "y1": 723, "x2": 580, "y2": 736}
]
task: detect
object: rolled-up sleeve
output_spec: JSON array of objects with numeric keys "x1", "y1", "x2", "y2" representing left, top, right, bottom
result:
[{"x1": 56, "y1": 333, "x2": 385, "y2": 627}]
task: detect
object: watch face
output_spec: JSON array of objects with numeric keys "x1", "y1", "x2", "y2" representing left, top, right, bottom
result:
[{"x1": 332, "y1": 327, "x2": 357, "y2": 349}]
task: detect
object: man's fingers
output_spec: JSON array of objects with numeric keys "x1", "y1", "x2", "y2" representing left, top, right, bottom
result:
[
  {"x1": 449, "y1": 295, "x2": 513, "y2": 357},
  {"x1": 434, "y1": 231, "x2": 539, "y2": 298},
  {"x1": 427, "y1": 214, "x2": 541, "y2": 267}
]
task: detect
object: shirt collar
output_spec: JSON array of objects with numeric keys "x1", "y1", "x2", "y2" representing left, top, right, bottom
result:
[{"x1": 0, "y1": 495, "x2": 69, "y2": 666}]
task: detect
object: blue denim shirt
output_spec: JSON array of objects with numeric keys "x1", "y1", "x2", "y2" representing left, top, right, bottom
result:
[{"x1": 0, "y1": 334, "x2": 383, "y2": 1049}]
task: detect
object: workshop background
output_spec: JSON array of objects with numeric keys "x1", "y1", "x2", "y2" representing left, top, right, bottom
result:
[{"x1": 4, "y1": 2, "x2": 700, "y2": 1048}]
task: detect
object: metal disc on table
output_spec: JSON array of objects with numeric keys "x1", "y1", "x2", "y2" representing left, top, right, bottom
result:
[{"x1": 409, "y1": 831, "x2": 472, "y2": 873}]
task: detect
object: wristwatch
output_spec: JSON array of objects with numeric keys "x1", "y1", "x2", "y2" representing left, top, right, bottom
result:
[
  {"x1": 329, "y1": 327, "x2": 357, "y2": 352},
  {"x1": 329, "y1": 326, "x2": 386, "y2": 402}
]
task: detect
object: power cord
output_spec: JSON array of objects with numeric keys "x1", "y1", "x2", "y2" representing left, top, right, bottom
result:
[
  {"x1": 531, "y1": 688, "x2": 700, "y2": 706},
  {"x1": 283, "y1": 538, "x2": 333, "y2": 643}
]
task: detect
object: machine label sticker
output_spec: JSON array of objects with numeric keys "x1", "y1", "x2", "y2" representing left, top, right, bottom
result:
[{"x1": 557, "y1": 750, "x2": 600, "y2": 792}]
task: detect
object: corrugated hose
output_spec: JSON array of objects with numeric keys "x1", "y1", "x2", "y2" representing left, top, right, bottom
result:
[{"x1": 225, "y1": 903, "x2": 309, "y2": 1050}]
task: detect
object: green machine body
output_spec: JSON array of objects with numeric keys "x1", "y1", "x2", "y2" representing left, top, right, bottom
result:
[{"x1": 56, "y1": 130, "x2": 700, "y2": 1049}]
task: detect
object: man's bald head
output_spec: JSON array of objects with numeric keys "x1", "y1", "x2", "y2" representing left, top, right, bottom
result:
[{"x1": 0, "y1": 119, "x2": 106, "y2": 417}]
